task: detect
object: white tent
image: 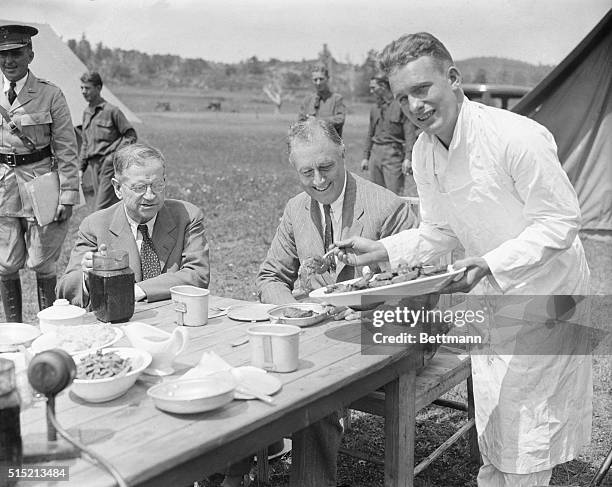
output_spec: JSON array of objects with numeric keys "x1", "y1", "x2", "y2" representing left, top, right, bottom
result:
[
  {"x1": 513, "y1": 10, "x2": 611, "y2": 231},
  {"x1": 0, "y1": 20, "x2": 141, "y2": 126}
]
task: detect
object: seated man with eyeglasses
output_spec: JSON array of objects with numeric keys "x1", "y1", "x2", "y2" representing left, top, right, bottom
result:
[{"x1": 58, "y1": 143, "x2": 210, "y2": 305}]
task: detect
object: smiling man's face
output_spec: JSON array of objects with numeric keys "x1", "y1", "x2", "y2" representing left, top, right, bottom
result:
[
  {"x1": 389, "y1": 55, "x2": 461, "y2": 147},
  {"x1": 290, "y1": 133, "x2": 346, "y2": 205},
  {"x1": 113, "y1": 158, "x2": 166, "y2": 223}
]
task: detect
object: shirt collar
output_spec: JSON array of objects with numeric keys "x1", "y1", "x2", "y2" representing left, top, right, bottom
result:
[
  {"x1": 124, "y1": 206, "x2": 157, "y2": 238},
  {"x1": 317, "y1": 170, "x2": 348, "y2": 219},
  {"x1": 85, "y1": 98, "x2": 106, "y2": 114},
  {"x1": 3, "y1": 71, "x2": 28, "y2": 96}
]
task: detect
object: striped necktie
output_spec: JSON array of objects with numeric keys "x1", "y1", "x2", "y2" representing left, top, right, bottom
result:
[{"x1": 138, "y1": 224, "x2": 161, "y2": 280}]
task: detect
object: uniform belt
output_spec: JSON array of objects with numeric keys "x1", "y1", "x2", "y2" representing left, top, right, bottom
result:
[{"x1": 0, "y1": 146, "x2": 52, "y2": 167}]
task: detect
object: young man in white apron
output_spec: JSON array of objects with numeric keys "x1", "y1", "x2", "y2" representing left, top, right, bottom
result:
[{"x1": 333, "y1": 32, "x2": 592, "y2": 487}]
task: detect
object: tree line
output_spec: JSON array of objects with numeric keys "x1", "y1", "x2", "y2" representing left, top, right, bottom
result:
[{"x1": 68, "y1": 35, "x2": 554, "y2": 101}]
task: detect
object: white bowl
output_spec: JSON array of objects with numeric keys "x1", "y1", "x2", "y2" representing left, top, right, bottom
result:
[
  {"x1": 147, "y1": 372, "x2": 236, "y2": 414},
  {"x1": 267, "y1": 303, "x2": 329, "y2": 327},
  {"x1": 38, "y1": 299, "x2": 86, "y2": 334},
  {"x1": 71, "y1": 347, "x2": 152, "y2": 403},
  {"x1": 0, "y1": 323, "x2": 41, "y2": 352}
]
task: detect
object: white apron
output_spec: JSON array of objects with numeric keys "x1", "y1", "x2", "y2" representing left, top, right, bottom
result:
[{"x1": 429, "y1": 120, "x2": 592, "y2": 474}]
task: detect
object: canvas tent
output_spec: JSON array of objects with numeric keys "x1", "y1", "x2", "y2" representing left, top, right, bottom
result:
[
  {"x1": 0, "y1": 20, "x2": 141, "y2": 126},
  {"x1": 513, "y1": 9, "x2": 612, "y2": 231}
]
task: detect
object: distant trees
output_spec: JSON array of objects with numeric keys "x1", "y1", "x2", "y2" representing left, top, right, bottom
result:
[{"x1": 65, "y1": 34, "x2": 554, "y2": 95}]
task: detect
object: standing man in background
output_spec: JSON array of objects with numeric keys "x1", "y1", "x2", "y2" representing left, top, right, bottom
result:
[
  {"x1": 298, "y1": 63, "x2": 346, "y2": 137},
  {"x1": 0, "y1": 24, "x2": 79, "y2": 321},
  {"x1": 79, "y1": 71, "x2": 137, "y2": 211},
  {"x1": 361, "y1": 73, "x2": 419, "y2": 196}
]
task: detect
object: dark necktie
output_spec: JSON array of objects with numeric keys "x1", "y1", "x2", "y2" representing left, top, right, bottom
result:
[
  {"x1": 323, "y1": 204, "x2": 333, "y2": 252},
  {"x1": 323, "y1": 204, "x2": 336, "y2": 270},
  {"x1": 7, "y1": 81, "x2": 17, "y2": 105},
  {"x1": 138, "y1": 224, "x2": 161, "y2": 280}
]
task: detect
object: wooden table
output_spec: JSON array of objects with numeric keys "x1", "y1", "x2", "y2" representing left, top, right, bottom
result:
[{"x1": 18, "y1": 296, "x2": 425, "y2": 487}]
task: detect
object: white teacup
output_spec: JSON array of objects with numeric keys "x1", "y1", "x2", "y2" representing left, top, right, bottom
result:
[
  {"x1": 169, "y1": 285, "x2": 209, "y2": 327},
  {"x1": 247, "y1": 324, "x2": 300, "y2": 373}
]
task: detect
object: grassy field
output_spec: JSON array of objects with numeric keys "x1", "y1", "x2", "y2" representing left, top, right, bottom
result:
[{"x1": 3, "y1": 87, "x2": 610, "y2": 486}]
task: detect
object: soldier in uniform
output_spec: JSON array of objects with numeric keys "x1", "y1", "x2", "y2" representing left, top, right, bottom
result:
[
  {"x1": 79, "y1": 71, "x2": 137, "y2": 211},
  {"x1": 297, "y1": 64, "x2": 346, "y2": 137},
  {"x1": 0, "y1": 24, "x2": 79, "y2": 321},
  {"x1": 361, "y1": 73, "x2": 419, "y2": 195}
]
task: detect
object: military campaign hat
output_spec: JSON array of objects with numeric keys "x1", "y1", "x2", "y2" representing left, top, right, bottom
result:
[{"x1": 0, "y1": 24, "x2": 38, "y2": 51}]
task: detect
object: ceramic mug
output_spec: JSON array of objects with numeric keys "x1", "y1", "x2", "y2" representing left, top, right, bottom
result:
[
  {"x1": 247, "y1": 324, "x2": 300, "y2": 373},
  {"x1": 169, "y1": 286, "x2": 209, "y2": 327}
]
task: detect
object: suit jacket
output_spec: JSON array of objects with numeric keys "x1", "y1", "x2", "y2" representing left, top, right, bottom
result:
[
  {"x1": 256, "y1": 172, "x2": 415, "y2": 304},
  {"x1": 58, "y1": 199, "x2": 210, "y2": 305}
]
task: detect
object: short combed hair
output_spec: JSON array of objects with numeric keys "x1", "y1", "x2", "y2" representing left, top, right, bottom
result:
[
  {"x1": 113, "y1": 143, "x2": 166, "y2": 177},
  {"x1": 311, "y1": 63, "x2": 329, "y2": 78},
  {"x1": 379, "y1": 32, "x2": 454, "y2": 76},
  {"x1": 80, "y1": 71, "x2": 103, "y2": 87},
  {"x1": 287, "y1": 118, "x2": 344, "y2": 162}
]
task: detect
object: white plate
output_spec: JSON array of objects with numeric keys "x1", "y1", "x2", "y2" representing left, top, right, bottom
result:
[
  {"x1": 227, "y1": 303, "x2": 277, "y2": 322},
  {"x1": 231, "y1": 367, "x2": 282, "y2": 399},
  {"x1": 308, "y1": 267, "x2": 466, "y2": 308},
  {"x1": 31, "y1": 327, "x2": 123, "y2": 356}
]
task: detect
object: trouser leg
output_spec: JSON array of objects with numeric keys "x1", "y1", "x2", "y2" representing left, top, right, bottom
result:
[
  {"x1": 368, "y1": 152, "x2": 386, "y2": 189},
  {"x1": 25, "y1": 218, "x2": 69, "y2": 278},
  {"x1": 290, "y1": 411, "x2": 343, "y2": 487},
  {"x1": 0, "y1": 275, "x2": 22, "y2": 322},
  {"x1": 380, "y1": 143, "x2": 405, "y2": 195},
  {"x1": 0, "y1": 217, "x2": 27, "y2": 323},
  {"x1": 94, "y1": 155, "x2": 120, "y2": 211},
  {"x1": 36, "y1": 274, "x2": 57, "y2": 311},
  {"x1": 477, "y1": 454, "x2": 553, "y2": 487}
]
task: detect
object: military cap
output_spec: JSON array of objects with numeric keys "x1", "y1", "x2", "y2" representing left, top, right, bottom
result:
[{"x1": 0, "y1": 24, "x2": 38, "y2": 52}]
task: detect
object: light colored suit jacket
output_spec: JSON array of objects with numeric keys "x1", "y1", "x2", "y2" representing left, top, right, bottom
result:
[
  {"x1": 58, "y1": 199, "x2": 210, "y2": 304},
  {"x1": 256, "y1": 172, "x2": 415, "y2": 304}
]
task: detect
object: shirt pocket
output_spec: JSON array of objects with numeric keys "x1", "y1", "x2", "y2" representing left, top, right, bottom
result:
[
  {"x1": 94, "y1": 118, "x2": 116, "y2": 142},
  {"x1": 18, "y1": 111, "x2": 52, "y2": 144}
]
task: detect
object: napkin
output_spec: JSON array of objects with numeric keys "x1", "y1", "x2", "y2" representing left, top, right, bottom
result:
[{"x1": 180, "y1": 351, "x2": 265, "y2": 381}]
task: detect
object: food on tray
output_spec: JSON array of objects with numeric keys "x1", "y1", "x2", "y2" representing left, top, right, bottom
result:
[
  {"x1": 282, "y1": 307, "x2": 316, "y2": 319},
  {"x1": 76, "y1": 350, "x2": 132, "y2": 380},
  {"x1": 298, "y1": 255, "x2": 333, "y2": 291},
  {"x1": 52, "y1": 324, "x2": 116, "y2": 354},
  {"x1": 323, "y1": 264, "x2": 448, "y2": 294}
]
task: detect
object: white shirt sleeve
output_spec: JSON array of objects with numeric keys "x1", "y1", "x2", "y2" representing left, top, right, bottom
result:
[{"x1": 482, "y1": 126, "x2": 582, "y2": 291}]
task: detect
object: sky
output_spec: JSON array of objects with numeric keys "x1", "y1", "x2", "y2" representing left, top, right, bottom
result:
[{"x1": 0, "y1": 0, "x2": 609, "y2": 65}]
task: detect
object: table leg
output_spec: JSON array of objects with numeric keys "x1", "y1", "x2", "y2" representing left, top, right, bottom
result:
[
  {"x1": 384, "y1": 367, "x2": 416, "y2": 487},
  {"x1": 467, "y1": 375, "x2": 481, "y2": 464}
]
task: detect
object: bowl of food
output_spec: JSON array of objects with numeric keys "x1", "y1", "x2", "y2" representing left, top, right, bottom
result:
[
  {"x1": 0, "y1": 323, "x2": 41, "y2": 352},
  {"x1": 147, "y1": 372, "x2": 236, "y2": 414},
  {"x1": 71, "y1": 347, "x2": 152, "y2": 403},
  {"x1": 267, "y1": 303, "x2": 329, "y2": 327},
  {"x1": 31, "y1": 324, "x2": 122, "y2": 356}
]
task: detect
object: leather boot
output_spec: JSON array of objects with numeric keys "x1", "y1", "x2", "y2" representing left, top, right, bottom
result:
[
  {"x1": 36, "y1": 275, "x2": 57, "y2": 311},
  {"x1": 0, "y1": 278, "x2": 23, "y2": 322}
]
